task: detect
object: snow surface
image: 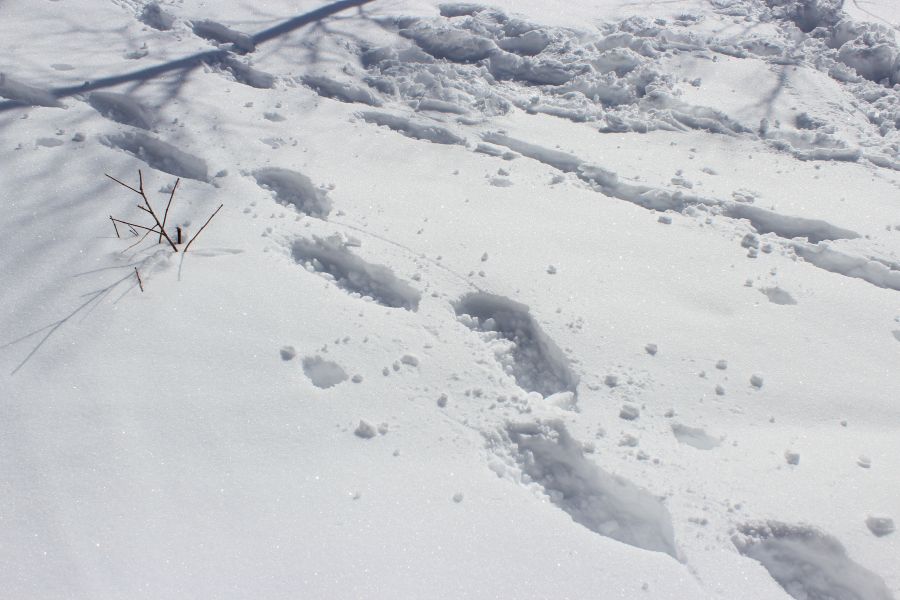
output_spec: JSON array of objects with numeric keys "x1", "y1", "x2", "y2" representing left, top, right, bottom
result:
[{"x1": 1, "y1": 0, "x2": 899, "y2": 598}]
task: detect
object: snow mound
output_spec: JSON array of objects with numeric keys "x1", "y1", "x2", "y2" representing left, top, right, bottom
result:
[
  {"x1": 401, "y1": 23, "x2": 498, "y2": 62},
  {"x1": 865, "y1": 516, "x2": 895, "y2": 537},
  {"x1": 734, "y1": 521, "x2": 895, "y2": 600},
  {"x1": 292, "y1": 236, "x2": 421, "y2": 310},
  {"x1": 499, "y1": 420, "x2": 678, "y2": 558},
  {"x1": 455, "y1": 292, "x2": 578, "y2": 397}
]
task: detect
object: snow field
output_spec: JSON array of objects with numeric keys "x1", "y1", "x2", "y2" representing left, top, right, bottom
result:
[{"x1": 1, "y1": 0, "x2": 899, "y2": 598}]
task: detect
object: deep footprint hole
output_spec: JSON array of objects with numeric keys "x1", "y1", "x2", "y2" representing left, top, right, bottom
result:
[{"x1": 454, "y1": 292, "x2": 578, "y2": 397}]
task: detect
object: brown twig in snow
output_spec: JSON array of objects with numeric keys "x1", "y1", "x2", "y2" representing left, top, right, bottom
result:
[
  {"x1": 107, "y1": 171, "x2": 222, "y2": 255},
  {"x1": 123, "y1": 227, "x2": 157, "y2": 253},
  {"x1": 134, "y1": 267, "x2": 144, "y2": 292},
  {"x1": 110, "y1": 217, "x2": 161, "y2": 235},
  {"x1": 183, "y1": 204, "x2": 223, "y2": 253},
  {"x1": 104, "y1": 173, "x2": 141, "y2": 195},
  {"x1": 106, "y1": 170, "x2": 178, "y2": 252},
  {"x1": 161, "y1": 178, "x2": 180, "y2": 244}
]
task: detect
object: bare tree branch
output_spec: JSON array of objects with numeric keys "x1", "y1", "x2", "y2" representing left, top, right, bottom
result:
[
  {"x1": 161, "y1": 178, "x2": 180, "y2": 244},
  {"x1": 110, "y1": 217, "x2": 161, "y2": 234},
  {"x1": 183, "y1": 204, "x2": 223, "y2": 253},
  {"x1": 108, "y1": 171, "x2": 178, "y2": 251},
  {"x1": 105, "y1": 173, "x2": 142, "y2": 195}
]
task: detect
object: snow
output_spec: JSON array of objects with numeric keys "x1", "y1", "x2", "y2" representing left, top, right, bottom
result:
[{"x1": 1, "y1": 0, "x2": 899, "y2": 598}]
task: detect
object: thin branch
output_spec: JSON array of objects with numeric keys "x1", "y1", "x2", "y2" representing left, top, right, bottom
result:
[
  {"x1": 110, "y1": 217, "x2": 161, "y2": 234},
  {"x1": 137, "y1": 172, "x2": 178, "y2": 252},
  {"x1": 110, "y1": 215, "x2": 120, "y2": 238},
  {"x1": 183, "y1": 204, "x2": 223, "y2": 253},
  {"x1": 108, "y1": 171, "x2": 178, "y2": 251},
  {"x1": 123, "y1": 227, "x2": 156, "y2": 253},
  {"x1": 137, "y1": 205, "x2": 152, "y2": 214},
  {"x1": 134, "y1": 267, "x2": 144, "y2": 292},
  {"x1": 105, "y1": 173, "x2": 142, "y2": 195},
  {"x1": 161, "y1": 178, "x2": 180, "y2": 244}
]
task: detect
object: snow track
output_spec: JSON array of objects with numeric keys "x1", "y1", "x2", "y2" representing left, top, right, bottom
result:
[
  {"x1": 359, "y1": 111, "x2": 467, "y2": 145},
  {"x1": 102, "y1": 132, "x2": 209, "y2": 181},
  {"x1": 454, "y1": 292, "x2": 578, "y2": 398},
  {"x1": 87, "y1": 92, "x2": 154, "y2": 129},
  {"x1": 254, "y1": 168, "x2": 333, "y2": 218},
  {"x1": 292, "y1": 236, "x2": 422, "y2": 310},
  {"x1": 495, "y1": 420, "x2": 678, "y2": 558},
  {"x1": 734, "y1": 521, "x2": 895, "y2": 600},
  {"x1": 2, "y1": 0, "x2": 900, "y2": 598}
]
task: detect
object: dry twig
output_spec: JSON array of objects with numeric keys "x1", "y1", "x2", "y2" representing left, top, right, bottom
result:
[
  {"x1": 107, "y1": 171, "x2": 223, "y2": 258},
  {"x1": 106, "y1": 171, "x2": 178, "y2": 252},
  {"x1": 183, "y1": 203, "x2": 223, "y2": 253}
]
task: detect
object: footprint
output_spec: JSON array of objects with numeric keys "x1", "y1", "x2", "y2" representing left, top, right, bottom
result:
[
  {"x1": 725, "y1": 204, "x2": 859, "y2": 243},
  {"x1": 733, "y1": 521, "x2": 895, "y2": 600},
  {"x1": 497, "y1": 420, "x2": 678, "y2": 558},
  {"x1": 292, "y1": 236, "x2": 421, "y2": 310},
  {"x1": 671, "y1": 424, "x2": 721, "y2": 450},
  {"x1": 102, "y1": 132, "x2": 209, "y2": 181},
  {"x1": 0, "y1": 73, "x2": 63, "y2": 108},
  {"x1": 139, "y1": 3, "x2": 176, "y2": 30},
  {"x1": 302, "y1": 355, "x2": 347, "y2": 388},
  {"x1": 793, "y1": 242, "x2": 900, "y2": 292},
  {"x1": 254, "y1": 168, "x2": 332, "y2": 218},
  {"x1": 301, "y1": 75, "x2": 382, "y2": 106},
  {"x1": 213, "y1": 56, "x2": 275, "y2": 89},
  {"x1": 761, "y1": 286, "x2": 798, "y2": 306},
  {"x1": 359, "y1": 111, "x2": 466, "y2": 145},
  {"x1": 36, "y1": 138, "x2": 64, "y2": 148},
  {"x1": 454, "y1": 292, "x2": 578, "y2": 397},
  {"x1": 191, "y1": 19, "x2": 255, "y2": 53},
  {"x1": 88, "y1": 92, "x2": 153, "y2": 129}
]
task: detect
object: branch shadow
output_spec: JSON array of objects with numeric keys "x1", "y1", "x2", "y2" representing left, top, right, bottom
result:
[
  {"x1": 0, "y1": 0, "x2": 377, "y2": 114},
  {"x1": 1, "y1": 270, "x2": 137, "y2": 375}
]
